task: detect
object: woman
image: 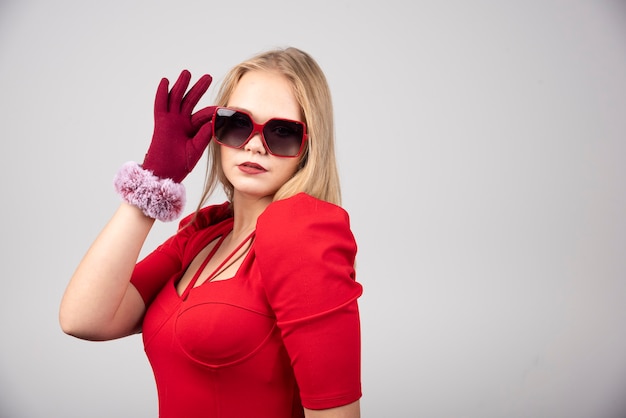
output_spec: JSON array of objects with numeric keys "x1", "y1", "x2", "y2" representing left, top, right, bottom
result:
[{"x1": 59, "y1": 47, "x2": 362, "y2": 418}]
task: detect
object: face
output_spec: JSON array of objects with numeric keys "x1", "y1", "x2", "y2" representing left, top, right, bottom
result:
[{"x1": 220, "y1": 70, "x2": 303, "y2": 202}]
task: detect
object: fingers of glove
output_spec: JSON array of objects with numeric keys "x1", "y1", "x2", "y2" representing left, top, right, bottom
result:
[
  {"x1": 154, "y1": 77, "x2": 170, "y2": 115},
  {"x1": 189, "y1": 121, "x2": 214, "y2": 154},
  {"x1": 181, "y1": 74, "x2": 213, "y2": 116},
  {"x1": 191, "y1": 106, "x2": 217, "y2": 131},
  {"x1": 168, "y1": 70, "x2": 192, "y2": 112}
]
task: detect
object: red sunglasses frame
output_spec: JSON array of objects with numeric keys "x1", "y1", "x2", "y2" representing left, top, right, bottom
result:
[{"x1": 212, "y1": 107, "x2": 308, "y2": 158}]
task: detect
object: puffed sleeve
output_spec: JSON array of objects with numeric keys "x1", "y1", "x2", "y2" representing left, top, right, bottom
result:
[
  {"x1": 131, "y1": 202, "x2": 232, "y2": 305},
  {"x1": 255, "y1": 193, "x2": 363, "y2": 410}
]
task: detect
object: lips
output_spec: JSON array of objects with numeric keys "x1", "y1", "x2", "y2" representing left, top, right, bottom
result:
[{"x1": 238, "y1": 161, "x2": 267, "y2": 174}]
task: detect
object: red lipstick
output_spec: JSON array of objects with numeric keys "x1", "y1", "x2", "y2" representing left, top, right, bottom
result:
[{"x1": 238, "y1": 162, "x2": 267, "y2": 174}]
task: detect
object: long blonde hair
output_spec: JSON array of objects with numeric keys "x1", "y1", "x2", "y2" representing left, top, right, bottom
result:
[{"x1": 196, "y1": 47, "x2": 341, "y2": 212}]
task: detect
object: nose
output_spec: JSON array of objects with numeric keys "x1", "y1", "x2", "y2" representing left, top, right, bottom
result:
[{"x1": 244, "y1": 131, "x2": 267, "y2": 155}]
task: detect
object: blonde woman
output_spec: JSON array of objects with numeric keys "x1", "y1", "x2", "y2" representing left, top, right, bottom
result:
[{"x1": 60, "y1": 47, "x2": 362, "y2": 418}]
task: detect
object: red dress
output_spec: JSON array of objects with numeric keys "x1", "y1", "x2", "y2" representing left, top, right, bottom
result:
[{"x1": 130, "y1": 193, "x2": 362, "y2": 417}]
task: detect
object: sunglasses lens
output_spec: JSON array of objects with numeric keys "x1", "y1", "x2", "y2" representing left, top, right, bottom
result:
[
  {"x1": 263, "y1": 120, "x2": 305, "y2": 157},
  {"x1": 213, "y1": 108, "x2": 305, "y2": 157},
  {"x1": 214, "y1": 109, "x2": 253, "y2": 148}
]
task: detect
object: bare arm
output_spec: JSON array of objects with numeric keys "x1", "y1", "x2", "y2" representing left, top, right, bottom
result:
[
  {"x1": 304, "y1": 401, "x2": 360, "y2": 418},
  {"x1": 59, "y1": 71, "x2": 215, "y2": 342},
  {"x1": 59, "y1": 202, "x2": 154, "y2": 341}
]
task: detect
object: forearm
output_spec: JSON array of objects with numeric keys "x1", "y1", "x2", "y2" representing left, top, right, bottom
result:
[{"x1": 59, "y1": 202, "x2": 154, "y2": 340}]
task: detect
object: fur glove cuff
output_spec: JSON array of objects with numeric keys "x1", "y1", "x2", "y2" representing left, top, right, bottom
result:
[{"x1": 113, "y1": 161, "x2": 186, "y2": 222}]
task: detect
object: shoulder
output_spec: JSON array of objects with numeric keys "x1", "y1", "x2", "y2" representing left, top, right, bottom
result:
[
  {"x1": 262, "y1": 192, "x2": 349, "y2": 218},
  {"x1": 156, "y1": 201, "x2": 233, "y2": 254},
  {"x1": 257, "y1": 192, "x2": 351, "y2": 237},
  {"x1": 177, "y1": 201, "x2": 233, "y2": 234},
  {"x1": 254, "y1": 194, "x2": 360, "y2": 323},
  {"x1": 256, "y1": 193, "x2": 356, "y2": 264}
]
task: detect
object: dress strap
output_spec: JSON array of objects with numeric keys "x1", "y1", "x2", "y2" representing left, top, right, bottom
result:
[
  {"x1": 180, "y1": 233, "x2": 228, "y2": 300},
  {"x1": 180, "y1": 230, "x2": 255, "y2": 300}
]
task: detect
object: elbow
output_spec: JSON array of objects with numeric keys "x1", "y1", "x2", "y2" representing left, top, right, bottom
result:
[
  {"x1": 58, "y1": 302, "x2": 103, "y2": 341},
  {"x1": 59, "y1": 292, "x2": 85, "y2": 338},
  {"x1": 58, "y1": 301, "x2": 74, "y2": 335},
  {"x1": 58, "y1": 315, "x2": 111, "y2": 341},
  {"x1": 58, "y1": 302, "x2": 141, "y2": 341},
  {"x1": 58, "y1": 307, "x2": 91, "y2": 340},
  {"x1": 58, "y1": 284, "x2": 145, "y2": 341}
]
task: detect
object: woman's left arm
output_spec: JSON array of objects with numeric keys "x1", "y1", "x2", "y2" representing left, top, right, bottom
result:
[
  {"x1": 256, "y1": 194, "x2": 363, "y2": 412},
  {"x1": 305, "y1": 400, "x2": 360, "y2": 418}
]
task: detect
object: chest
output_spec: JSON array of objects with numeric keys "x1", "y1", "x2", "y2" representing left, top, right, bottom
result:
[
  {"x1": 175, "y1": 232, "x2": 254, "y2": 298},
  {"x1": 142, "y1": 248, "x2": 278, "y2": 368}
]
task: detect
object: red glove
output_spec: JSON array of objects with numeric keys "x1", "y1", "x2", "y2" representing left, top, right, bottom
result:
[{"x1": 142, "y1": 70, "x2": 216, "y2": 183}]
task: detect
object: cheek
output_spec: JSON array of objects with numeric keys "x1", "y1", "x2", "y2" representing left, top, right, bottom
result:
[
  {"x1": 220, "y1": 146, "x2": 240, "y2": 172},
  {"x1": 277, "y1": 158, "x2": 301, "y2": 180},
  {"x1": 219, "y1": 145, "x2": 231, "y2": 164},
  {"x1": 218, "y1": 147, "x2": 237, "y2": 184}
]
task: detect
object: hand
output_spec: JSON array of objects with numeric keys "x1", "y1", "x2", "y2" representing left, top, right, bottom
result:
[{"x1": 142, "y1": 70, "x2": 216, "y2": 183}]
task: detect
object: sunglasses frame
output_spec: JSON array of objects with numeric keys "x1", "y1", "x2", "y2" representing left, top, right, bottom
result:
[{"x1": 212, "y1": 107, "x2": 308, "y2": 158}]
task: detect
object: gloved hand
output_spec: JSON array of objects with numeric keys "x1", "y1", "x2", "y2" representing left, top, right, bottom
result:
[{"x1": 142, "y1": 70, "x2": 216, "y2": 183}]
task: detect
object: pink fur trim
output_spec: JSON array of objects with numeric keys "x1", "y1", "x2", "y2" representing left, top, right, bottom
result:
[{"x1": 113, "y1": 161, "x2": 186, "y2": 222}]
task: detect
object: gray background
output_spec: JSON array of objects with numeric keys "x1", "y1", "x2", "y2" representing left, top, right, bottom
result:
[{"x1": 1, "y1": 0, "x2": 626, "y2": 417}]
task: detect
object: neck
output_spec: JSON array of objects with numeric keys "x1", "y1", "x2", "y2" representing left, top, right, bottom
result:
[{"x1": 229, "y1": 192, "x2": 273, "y2": 240}]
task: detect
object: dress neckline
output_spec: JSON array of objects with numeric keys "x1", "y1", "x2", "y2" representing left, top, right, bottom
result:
[{"x1": 179, "y1": 230, "x2": 256, "y2": 301}]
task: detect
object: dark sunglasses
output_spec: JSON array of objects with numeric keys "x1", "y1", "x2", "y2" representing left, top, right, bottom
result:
[{"x1": 213, "y1": 107, "x2": 308, "y2": 158}]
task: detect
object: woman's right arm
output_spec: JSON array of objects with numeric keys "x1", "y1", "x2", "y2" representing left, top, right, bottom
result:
[
  {"x1": 59, "y1": 202, "x2": 154, "y2": 341},
  {"x1": 59, "y1": 70, "x2": 216, "y2": 341}
]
